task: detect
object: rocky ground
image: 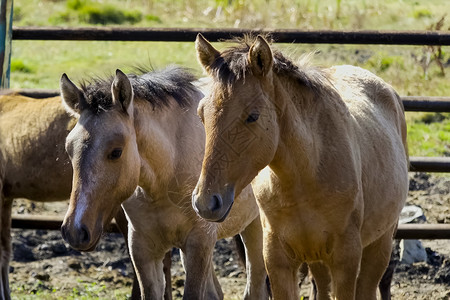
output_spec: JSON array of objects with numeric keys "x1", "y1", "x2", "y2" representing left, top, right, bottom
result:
[{"x1": 8, "y1": 172, "x2": 450, "y2": 299}]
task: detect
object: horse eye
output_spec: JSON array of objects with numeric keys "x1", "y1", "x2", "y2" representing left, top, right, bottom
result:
[
  {"x1": 108, "y1": 148, "x2": 122, "y2": 160},
  {"x1": 246, "y1": 112, "x2": 259, "y2": 123}
]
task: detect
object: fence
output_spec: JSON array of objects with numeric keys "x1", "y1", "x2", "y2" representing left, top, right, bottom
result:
[
  {"x1": 11, "y1": 27, "x2": 450, "y2": 44},
  {"x1": 5, "y1": 26, "x2": 450, "y2": 239}
]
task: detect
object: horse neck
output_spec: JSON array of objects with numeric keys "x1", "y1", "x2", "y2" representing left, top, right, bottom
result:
[
  {"x1": 133, "y1": 99, "x2": 205, "y2": 201},
  {"x1": 268, "y1": 74, "x2": 326, "y2": 187}
]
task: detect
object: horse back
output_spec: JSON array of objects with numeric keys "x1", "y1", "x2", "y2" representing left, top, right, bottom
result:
[{"x1": 330, "y1": 65, "x2": 407, "y2": 159}]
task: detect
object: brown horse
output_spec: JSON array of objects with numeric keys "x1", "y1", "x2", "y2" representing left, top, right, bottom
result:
[
  {"x1": 59, "y1": 66, "x2": 268, "y2": 299},
  {"x1": 0, "y1": 92, "x2": 141, "y2": 299},
  {"x1": 192, "y1": 34, "x2": 409, "y2": 300}
]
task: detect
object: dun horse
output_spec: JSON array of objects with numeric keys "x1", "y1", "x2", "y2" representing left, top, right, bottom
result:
[
  {"x1": 0, "y1": 92, "x2": 141, "y2": 299},
  {"x1": 59, "y1": 66, "x2": 269, "y2": 299},
  {"x1": 192, "y1": 34, "x2": 409, "y2": 300}
]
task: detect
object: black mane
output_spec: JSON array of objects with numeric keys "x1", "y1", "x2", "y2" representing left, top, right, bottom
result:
[
  {"x1": 208, "y1": 35, "x2": 330, "y2": 95},
  {"x1": 80, "y1": 65, "x2": 198, "y2": 114}
]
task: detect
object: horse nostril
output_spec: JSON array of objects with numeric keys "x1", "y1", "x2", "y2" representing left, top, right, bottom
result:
[
  {"x1": 80, "y1": 224, "x2": 91, "y2": 244},
  {"x1": 209, "y1": 194, "x2": 223, "y2": 212}
]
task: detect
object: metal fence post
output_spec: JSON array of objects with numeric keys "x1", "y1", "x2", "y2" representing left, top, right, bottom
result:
[{"x1": 0, "y1": 0, "x2": 13, "y2": 88}]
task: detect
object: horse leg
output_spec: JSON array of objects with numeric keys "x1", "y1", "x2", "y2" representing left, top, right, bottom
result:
[
  {"x1": 298, "y1": 262, "x2": 308, "y2": 287},
  {"x1": 127, "y1": 228, "x2": 166, "y2": 299},
  {"x1": 162, "y1": 250, "x2": 173, "y2": 300},
  {"x1": 0, "y1": 195, "x2": 4, "y2": 300},
  {"x1": 181, "y1": 229, "x2": 221, "y2": 300},
  {"x1": 356, "y1": 225, "x2": 396, "y2": 300},
  {"x1": 239, "y1": 217, "x2": 270, "y2": 300},
  {"x1": 263, "y1": 232, "x2": 300, "y2": 300},
  {"x1": 114, "y1": 208, "x2": 142, "y2": 300},
  {"x1": 308, "y1": 262, "x2": 331, "y2": 300},
  {"x1": 0, "y1": 197, "x2": 12, "y2": 300},
  {"x1": 115, "y1": 208, "x2": 173, "y2": 300},
  {"x1": 327, "y1": 231, "x2": 361, "y2": 300},
  {"x1": 180, "y1": 250, "x2": 222, "y2": 300},
  {"x1": 378, "y1": 240, "x2": 399, "y2": 300}
]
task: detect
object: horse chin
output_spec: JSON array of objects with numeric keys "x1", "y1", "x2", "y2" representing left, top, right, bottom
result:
[
  {"x1": 83, "y1": 211, "x2": 118, "y2": 251},
  {"x1": 211, "y1": 184, "x2": 235, "y2": 223},
  {"x1": 215, "y1": 200, "x2": 234, "y2": 223},
  {"x1": 83, "y1": 233, "x2": 102, "y2": 252},
  {"x1": 82, "y1": 213, "x2": 116, "y2": 251},
  {"x1": 71, "y1": 226, "x2": 102, "y2": 252}
]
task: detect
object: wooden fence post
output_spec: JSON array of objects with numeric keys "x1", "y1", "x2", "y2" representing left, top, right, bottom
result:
[{"x1": 0, "y1": 0, "x2": 13, "y2": 89}]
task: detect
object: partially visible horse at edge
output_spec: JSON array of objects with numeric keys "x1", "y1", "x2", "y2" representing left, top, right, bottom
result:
[
  {"x1": 0, "y1": 92, "x2": 143, "y2": 300},
  {"x1": 192, "y1": 34, "x2": 409, "y2": 300},
  {"x1": 59, "y1": 66, "x2": 269, "y2": 299}
]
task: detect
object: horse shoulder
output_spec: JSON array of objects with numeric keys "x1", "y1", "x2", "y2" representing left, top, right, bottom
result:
[{"x1": 251, "y1": 166, "x2": 286, "y2": 208}]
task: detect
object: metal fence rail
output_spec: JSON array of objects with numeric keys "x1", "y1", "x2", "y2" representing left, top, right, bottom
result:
[
  {"x1": 12, "y1": 26, "x2": 450, "y2": 45},
  {"x1": 409, "y1": 157, "x2": 450, "y2": 173},
  {"x1": 402, "y1": 96, "x2": 450, "y2": 113},
  {"x1": 8, "y1": 90, "x2": 450, "y2": 113},
  {"x1": 12, "y1": 214, "x2": 450, "y2": 239}
]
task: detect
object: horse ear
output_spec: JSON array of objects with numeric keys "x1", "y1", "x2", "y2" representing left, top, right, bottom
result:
[
  {"x1": 195, "y1": 33, "x2": 220, "y2": 73},
  {"x1": 60, "y1": 73, "x2": 85, "y2": 117},
  {"x1": 112, "y1": 69, "x2": 134, "y2": 115},
  {"x1": 248, "y1": 35, "x2": 273, "y2": 77}
]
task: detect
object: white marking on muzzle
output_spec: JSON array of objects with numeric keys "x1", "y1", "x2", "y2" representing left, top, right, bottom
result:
[{"x1": 74, "y1": 193, "x2": 90, "y2": 228}]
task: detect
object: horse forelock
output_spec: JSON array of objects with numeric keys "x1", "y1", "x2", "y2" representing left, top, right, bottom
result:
[
  {"x1": 80, "y1": 81, "x2": 114, "y2": 114},
  {"x1": 208, "y1": 39, "x2": 251, "y2": 87},
  {"x1": 79, "y1": 66, "x2": 199, "y2": 115}
]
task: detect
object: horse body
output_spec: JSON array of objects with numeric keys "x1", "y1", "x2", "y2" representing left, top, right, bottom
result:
[
  {"x1": 255, "y1": 64, "x2": 408, "y2": 248},
  {"x1": 192, "y1": 35, "x2": 408, "y2": 300},
  {"x1": 0, "y1": 94, "x2": 74, "y2": 300},
  {"x1": 0, "y1": 93, "x2": 140, "y2": 300},
  {"x1": 60, "y1": 67, "x2": 268, "y2": 300}
]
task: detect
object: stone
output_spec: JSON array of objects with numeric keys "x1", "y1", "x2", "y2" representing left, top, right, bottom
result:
[{"x1": 400, "y1": 239, "x2": 428, "y2": 264}]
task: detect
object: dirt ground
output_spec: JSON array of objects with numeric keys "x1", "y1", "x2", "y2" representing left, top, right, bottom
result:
[{"x1": 9, "y1": 172, "x2": 450, "y2": 299}]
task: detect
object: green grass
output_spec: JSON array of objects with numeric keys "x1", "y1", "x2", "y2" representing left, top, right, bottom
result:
[
  {"x1": 10, "y1": 59, "x2": 34, "y2": 73},
  {"x1": 50, "y1": 0, "x2": 143, "y2": 25},
  {"x1": 10, "y1": 0, "x2": 450, "y2": 94},
  {"x1": 406, "y1": 113, "x2": 450, "y2": 157},
  {"x1": 10, "y1": 40, "x2": 200, "y2": 89},
  {"x1": 11, "y1": 0, "x2": 450, "y2": 30},
  {"x1": 10, "y1": 0, "x2": 450, "y2": 91},
  {"x1": 10, "y1": 281, "x2": 130, "y2": 300}
]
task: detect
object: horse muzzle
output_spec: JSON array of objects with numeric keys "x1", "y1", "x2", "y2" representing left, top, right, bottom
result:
[
  {"x1": 191, "y1": 184, "x2": 235, "y2": 222},
  {"x1": 61, "y1": 218, "x2": 101, "y2": 252}
]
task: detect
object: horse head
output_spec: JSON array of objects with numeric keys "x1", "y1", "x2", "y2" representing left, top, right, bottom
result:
[
  {"x1": 192, "y1": 34, "x2": 281, "y2": 222},
  {"x1": 60, "y1": 70, "x2": 140, "y2": 251}
]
